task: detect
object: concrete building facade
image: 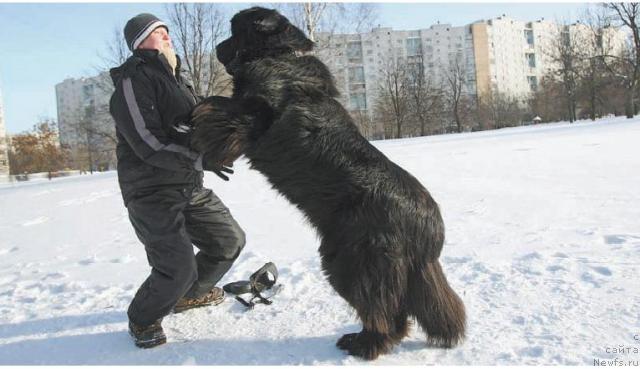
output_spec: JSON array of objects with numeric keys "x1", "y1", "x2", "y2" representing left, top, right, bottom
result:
[
  {"x1": 55, "y1": 72, "x2": 116, "y2": 170},
  {"x1": 318, "y1": 22, "x2": 477, "y2": 113},
  {"x1": 316, "y1": 15, "x2": 627, "y2": 137}
]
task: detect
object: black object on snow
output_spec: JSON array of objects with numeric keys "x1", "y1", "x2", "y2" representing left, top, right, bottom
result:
[{"x1": 223, "y1": 262, "x2": 282, "y2": 309}]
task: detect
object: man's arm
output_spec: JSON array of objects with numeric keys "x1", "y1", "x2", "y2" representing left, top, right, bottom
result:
[{"x1": 110, "y1": 70, "x2": 203, "y2": 172}]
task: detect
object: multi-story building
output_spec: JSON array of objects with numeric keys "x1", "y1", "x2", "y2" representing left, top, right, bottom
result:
[
  {"x1": 471, "y1": 16, "x2": 625, "y2": 102},
  {"x1": 317, "y1": 23, "x2": 478, "y2": 138},
  {"x1": 471, "y1": 16, "x2": 549, "y2": 101},
  {"x1": 316, "y1": 15, "x2": 627, "y2": 137},
  {"x1": 0, "y1": 87, "x2": 10, "y2": 181},
  {"x1": 317, "y1": 22, "x2": 477, "y2": 112},
  {"x1": 55, "y1": 72, "x2": 116, "y2": 170}
]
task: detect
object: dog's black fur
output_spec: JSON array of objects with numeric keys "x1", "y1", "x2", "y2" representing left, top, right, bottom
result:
[{"x1": 190, "y1": 7, "x2": 466, "y2": 360}]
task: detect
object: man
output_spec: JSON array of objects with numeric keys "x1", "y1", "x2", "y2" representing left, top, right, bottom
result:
[{"x1": 109, "y1": 13, "x2": 246, "y2": 349}]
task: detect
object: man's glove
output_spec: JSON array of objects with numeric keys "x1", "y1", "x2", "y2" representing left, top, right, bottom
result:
[
  {"x1": 210, "y1": 165, "x2": 234, "y2": 181},
  {"x1": 202, "y1": 152, "x2": 234, "y2": 181}
]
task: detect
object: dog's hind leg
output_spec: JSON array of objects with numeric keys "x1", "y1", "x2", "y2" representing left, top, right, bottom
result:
[
  {"x1": 327, "y1": 248, "x2": 408, "y2": 360},
  {"x1": 390, "y1": 310, "x2": 410, "y2": 344}
]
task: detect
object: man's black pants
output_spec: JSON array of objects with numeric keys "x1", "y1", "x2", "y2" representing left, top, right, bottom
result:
[{"x1": 126, "y1": 186, "x2": 245, "y2": 326}]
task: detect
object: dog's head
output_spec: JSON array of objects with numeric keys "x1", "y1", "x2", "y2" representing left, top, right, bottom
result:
[{"x1": 217, "y1": 7, "x2": 314, "y2": 75}]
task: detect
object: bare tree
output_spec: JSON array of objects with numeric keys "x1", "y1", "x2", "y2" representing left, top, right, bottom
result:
[
  {"x1": 405, "y1": 56, "x2": 442, "y2": 136},
  {"x1": 479, "y1": 91, "x2": 523, "y2": 129},
  {"x1": 574, "y1": 8, "x2": 618, "y2": 120},
  {"x1": 376, "y1": 56, "x2": 410, "y2": 139},
  {"x1": 166, "y1": 3, "x2": 231, "y2": 97},
  {"x1": 274, "y1": 2, "x2": 378, "y2": 43},
  {"x1": 528, "y1": 75, "x2": 563, "y2": 123},
  {"x1": 442, "y1": 57, "x2": 473, "y2": 133},
  {"x1": 97, "y1": 25, "x2": 129, "y2": 71},
  {"x1": 552, "y1": 23, "x2": 582, "y2": 122},
  {"x1": 604, "y1": 3, "x2": 640, "y2": 118}
]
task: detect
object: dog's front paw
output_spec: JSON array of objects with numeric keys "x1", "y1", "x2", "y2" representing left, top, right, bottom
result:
[
  {"x1": 191, "y1": 97, "x2": 236, "y2": 136},
  {"x1": 190, "y1": 96, "x2": 250, "y2": 165}
]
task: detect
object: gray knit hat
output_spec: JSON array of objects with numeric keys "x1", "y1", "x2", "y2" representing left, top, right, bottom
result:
[{"x1": 124, "y1": 13, "x2": 168, "y2": 51}]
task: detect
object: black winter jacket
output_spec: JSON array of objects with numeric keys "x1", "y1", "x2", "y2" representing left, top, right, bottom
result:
[{"x1": 109, "y1": 49, "x2": 204, "y2": 204}]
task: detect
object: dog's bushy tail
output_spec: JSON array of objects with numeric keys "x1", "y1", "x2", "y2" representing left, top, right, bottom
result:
[{"x1": 408, "y1": 260, "x2": 466, "y2": 347}]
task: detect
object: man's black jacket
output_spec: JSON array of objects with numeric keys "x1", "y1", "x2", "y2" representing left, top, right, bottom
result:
[{"x1": 109, "y1": 49, "x2": 204, "y2": 204}]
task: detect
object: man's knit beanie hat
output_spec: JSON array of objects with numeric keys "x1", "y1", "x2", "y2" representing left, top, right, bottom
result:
[{"x1": 124, "y1": 13, "x2": 168, "y2": 51}]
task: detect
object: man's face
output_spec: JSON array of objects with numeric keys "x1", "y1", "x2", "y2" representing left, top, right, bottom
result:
[{"x1": 138, "y1": 26, "x2": 172, "y2": 53}]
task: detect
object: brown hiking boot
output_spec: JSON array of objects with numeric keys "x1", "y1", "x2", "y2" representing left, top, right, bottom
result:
[
  {"x1": 128, "y1": 319, "x2": 166, "y2": 349},
  {"x1": 173, "y1": 286, "x2": 225, "y2": 313}
]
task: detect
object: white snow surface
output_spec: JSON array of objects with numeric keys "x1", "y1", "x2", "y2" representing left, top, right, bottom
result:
[{"x1": 0, "y1": 117, "x2": 639, "y2": 365}]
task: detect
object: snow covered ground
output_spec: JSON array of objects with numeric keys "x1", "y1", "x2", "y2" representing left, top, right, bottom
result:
[{"x1": 0, "y1": 117, "x2": 638, "y2": 365}]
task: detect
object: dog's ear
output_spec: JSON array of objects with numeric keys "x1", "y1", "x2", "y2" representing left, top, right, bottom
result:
[{"x1": 253, "y1": 12, "x2": 284, "y2": 34}]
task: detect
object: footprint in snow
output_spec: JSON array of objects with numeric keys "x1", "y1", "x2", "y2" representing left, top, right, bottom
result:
[
  {"x1": 443, "y1": 256, "x2": 471, "y2": 264},
  {"x1": 45, "y1": 272, "x2": 66, "y2": 280},
  {"x1": 590, "y1": 266, "x2": 612, "y2": 276},
  {"x1": 109, "y1": 255, "x2": 135, "y2": 264},
  {"x1": 518, "y1": 346, "x2": 544, "y2": 357},
  {"x1": 78, "y1": 257, "x2": 98, "y2": 265},
  {"x1": 546, "y1": 265, "x2": 566, "y2": 273},
  {"x1": 581, "y1": 272, "x2": 601, "y2": 287},
  {"x1": 519, "y1": 252, "x2": 543, "y2": 260},
  {"x1": 0, "y1": 247, "x2": 19, "y2": 255},
  {"x1": 603, "y1": 234, "x2": 639, "y2": 245}
]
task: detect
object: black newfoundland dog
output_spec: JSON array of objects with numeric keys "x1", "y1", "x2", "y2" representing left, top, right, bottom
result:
[{"x1": 190, "y1": 7, "x2": 466, "y2": 360}]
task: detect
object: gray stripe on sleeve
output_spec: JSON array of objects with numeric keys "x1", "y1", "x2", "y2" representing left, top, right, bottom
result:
[{"x1": 122, "y1": 77, "x2": 200, "y2": 162}]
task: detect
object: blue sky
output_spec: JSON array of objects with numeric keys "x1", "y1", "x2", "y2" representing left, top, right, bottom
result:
[{"x1": 0, "y1": 2, "x2": 586, "y2": 134}]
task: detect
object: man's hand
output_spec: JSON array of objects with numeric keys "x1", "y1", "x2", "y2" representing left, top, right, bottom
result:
[
  {"x1": 202, "y1": 151, "x2": 234, "y2": 181},
  {"x1": 210, "y1": 165, "x2": 234, "y2": 181}
]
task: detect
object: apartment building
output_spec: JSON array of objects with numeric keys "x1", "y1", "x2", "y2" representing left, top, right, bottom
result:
[
  {"x1": 471, "y1": 16, "x2": 625, "y2": 102},
  {"x1": 317, "y1": 22, "x2": 477, "y2": 113},
  {"x1": 55, "y1": 72, "x2": 116, "y2": 169},
  {"x1": 55, "y1": 73, "x2": 112, "y2": 146},
  {"x1": 316, "y1": 15, "x2": 627, "y2": 125},
  {"x1": 0, "y1": 87, "x2": 10, "y2": 181}
]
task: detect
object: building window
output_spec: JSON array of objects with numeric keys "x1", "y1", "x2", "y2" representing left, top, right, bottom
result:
[
  {"x1": 524, "y1": 30, "x2": 534, "y2": 45},
  {"x1": 562, "y1": 31, "x2": 571, "y2": 46},
  {"x1": 349, "y1": 93, "x2": 367, "y2": 110},
  {"x1": 348, "y1": 66, "x2": 365, "y2": 84},
  {"x1": 346, "y1": 41, "x2": 363, "y2": 62},
  {"x1": 527, "y1": 76, "x2": 538, "y2": 90},
  {"x1": 406, "y1": 38, "x2": 422, "y2": 56},
  {"x1": 526, "y1": 53, "x2": 536, "y2": 68}
]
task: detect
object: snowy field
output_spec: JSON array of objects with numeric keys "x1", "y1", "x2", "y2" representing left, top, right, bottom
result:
[{"x1": 0, "y1": 117, "x2": 638, "y2": 365}]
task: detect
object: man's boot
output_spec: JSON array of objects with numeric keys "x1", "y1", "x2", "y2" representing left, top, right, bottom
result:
[
  {"x1": 173, "y1": 286, "x2": 225, "y2": 313},
  {"x1": 128, "y1": 319, "x2": 166, "y2": 349}
]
